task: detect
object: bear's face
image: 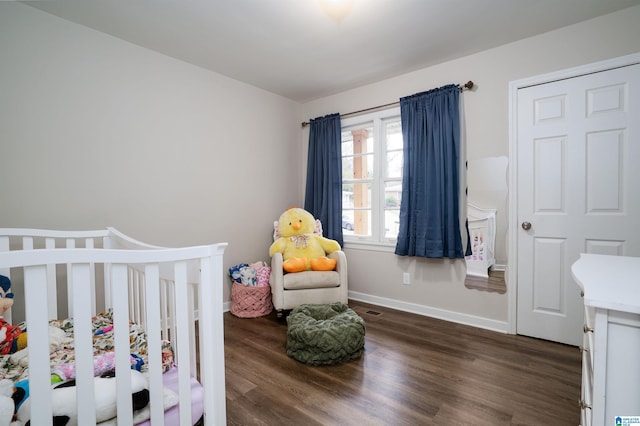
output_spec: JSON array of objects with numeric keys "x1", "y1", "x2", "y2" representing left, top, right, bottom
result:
[{"x1": 277, "y1": 208, "x2": 316, "y2": 238}]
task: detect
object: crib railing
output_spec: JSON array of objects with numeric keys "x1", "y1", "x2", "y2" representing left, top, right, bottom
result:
[
  {"x1": 0, "y1": 228, "x2": 227, "y2": 425},
  {"x1": 0, "y1": 228, "x2": 109, "y2": 323}
]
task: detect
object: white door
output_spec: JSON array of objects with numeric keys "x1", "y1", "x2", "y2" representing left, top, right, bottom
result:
[{"x1": 516, "y1": 63, "x2": 640, "y2": 346}]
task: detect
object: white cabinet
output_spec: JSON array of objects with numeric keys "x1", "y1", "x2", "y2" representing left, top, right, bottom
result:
[
  {"x1": 580, "y1": 305, "x2": 594, "y2": 426},
  {"x1": 572, "y1": 254, "x2": 640, "y2": 426}
]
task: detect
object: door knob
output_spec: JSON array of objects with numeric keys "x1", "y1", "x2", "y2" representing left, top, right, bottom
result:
[{"x1": 521, "y1": 221, "x2": 532, "y2": 230}]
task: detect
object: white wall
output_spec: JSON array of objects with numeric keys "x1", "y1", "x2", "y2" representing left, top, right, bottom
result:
[
  {"x1": 300, "y1": 6, "x2": 640, "y2": 328},
  {"x1": 0, "y1": 3, "x2": 302, "y2": 304}
]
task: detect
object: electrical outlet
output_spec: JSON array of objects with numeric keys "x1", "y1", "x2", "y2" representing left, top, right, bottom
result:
[{"x1": 403, "y1": 272, "x2": 410, "y2": 285}]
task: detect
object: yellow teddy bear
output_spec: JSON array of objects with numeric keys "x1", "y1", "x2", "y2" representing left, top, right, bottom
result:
[{"x1": 269, "y1": 208, "x2": 341, "y2": 273}]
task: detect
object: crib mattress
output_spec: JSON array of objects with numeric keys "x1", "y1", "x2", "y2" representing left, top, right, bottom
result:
[{"x1": 135, "y1": 365, "x2": 205, "y2": 426}]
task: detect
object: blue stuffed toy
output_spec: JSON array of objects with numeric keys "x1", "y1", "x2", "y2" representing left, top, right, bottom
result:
[{"x1": 0, "y1": 275, "x2": 14, "y2": 314}]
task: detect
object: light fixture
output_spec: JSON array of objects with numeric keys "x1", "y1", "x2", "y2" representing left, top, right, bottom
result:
[{"x1": 318, "y1": 0, "x2": 355, "y2": 23}]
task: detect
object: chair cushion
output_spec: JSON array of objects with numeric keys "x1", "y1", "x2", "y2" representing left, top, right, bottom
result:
[
  {"x1": 286, "y1": 303, "x2": 365, "y2": 365},
  {"x1": 283, "y1": 270, "x2": 340, "y2": 290}
]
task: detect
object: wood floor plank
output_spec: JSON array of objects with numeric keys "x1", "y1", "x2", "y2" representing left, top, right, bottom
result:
[
  {"x1": 465, "y1": 269, "x2": 507, "y2": 293},
  {"x1": 224, "y1": 300, "x2": 581, "y2": 425}
]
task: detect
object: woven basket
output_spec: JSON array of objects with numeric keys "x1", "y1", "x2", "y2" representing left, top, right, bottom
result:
[{"x1": 230, "y1": 282, "x2": 273, "y2": 318}]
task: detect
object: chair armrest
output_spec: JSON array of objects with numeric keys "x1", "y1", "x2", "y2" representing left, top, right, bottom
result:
[
  {"x1": 269, "y1": 252, "x2": 284, "y2": 308},
  {"x1": 329, "y1": 250, "x2": 348, "y2": 289}
]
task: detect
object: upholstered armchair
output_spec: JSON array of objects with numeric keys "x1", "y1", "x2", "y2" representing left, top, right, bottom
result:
[{"x1": 269, "y1": 250, "x2": 348, "y2": 317}]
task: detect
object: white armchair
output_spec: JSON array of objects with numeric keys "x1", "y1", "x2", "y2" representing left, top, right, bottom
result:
[{"x1": 269, "y1": 250, "x2": 348, "y2": 317}]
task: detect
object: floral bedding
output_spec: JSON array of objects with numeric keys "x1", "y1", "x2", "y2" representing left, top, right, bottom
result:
[{"x1": 0, "y1": 310, "x2": 174, "y2": 383}]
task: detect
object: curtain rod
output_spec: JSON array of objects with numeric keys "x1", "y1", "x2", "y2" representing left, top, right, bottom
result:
[{"x1": 301, "y1": 80, "x2": 474, "y2": 128}]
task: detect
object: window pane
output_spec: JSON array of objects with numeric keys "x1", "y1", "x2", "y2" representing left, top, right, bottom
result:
[
  {"x1": 342, "y1": 209, "x2": 372, "y2": 237},
  {"x1": 342, "y1": 125, "x2": 373, "y2": 154},
  {"x1": 343, "y1": 183, "x2": 372, "y2": 209},
  {"x1": 385, "y1": 119, "x2": 403, "y2": 150},
  {"x1": 384, "y1": 209, "x2": 400, "y2": 239},
  {"x1": 342, "y1": 154, "x2": 373, "y2": 180},
  {"x1": 384, "y1": 181, "x2": 402, "y2": 207},
  {"x1": 341, "y1": 210, "x2": 355, "y2": 233},
  {"x1": 343, "y1": 180, "x2": 372, "y2": 237},
  {"x1": 357, "y1": 153, "x2": 374, "y2": 179},
  {"x1": 341, "y1": 130, "x2": 354, "y2": 155},
  {"x1": 352, "y1": 182, "x2": 371, "y2": 209},
  {"x1": 386, "y1": 150, "x2": 403, "y2": 178},
  {"x1": 342, "y1": 156, "x2": 354, "y2": 180},
  {"x1": 342, "y1": 184, "x2": 354, "y2": 207},
  {"x1": 385, "y1": 119, "x2": 403, "y2": 178}
]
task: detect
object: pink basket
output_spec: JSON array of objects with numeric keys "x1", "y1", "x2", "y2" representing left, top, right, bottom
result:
[{"x1": 230, "y1": 282, "x2": 273, "y2": 318}]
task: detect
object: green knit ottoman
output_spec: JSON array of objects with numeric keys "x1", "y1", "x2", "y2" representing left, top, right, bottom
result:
[{"x1": 286, "y1": 303, "x2": 365, "y2": 365}]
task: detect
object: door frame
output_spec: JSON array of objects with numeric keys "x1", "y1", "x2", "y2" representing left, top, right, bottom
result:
[{"x1": 507, "y1": 52, "x2": 640, "y2": 335}]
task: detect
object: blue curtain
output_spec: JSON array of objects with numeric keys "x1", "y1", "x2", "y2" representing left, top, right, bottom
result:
[
  {"x1": 395, "y1": 84, "x2": 470, "y2": 258},
  {"x1": 304, "y1": 113, "x2": 343, "y2": 246}
]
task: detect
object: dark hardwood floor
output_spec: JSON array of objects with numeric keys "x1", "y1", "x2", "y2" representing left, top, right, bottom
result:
[{"x1": 224, "y1": 300, "x2": 581, "y2": 425}]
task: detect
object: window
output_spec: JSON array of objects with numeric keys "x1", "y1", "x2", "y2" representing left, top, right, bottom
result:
[{"x1": 341, "y1": 107, "x2": 402, "y2": 248}]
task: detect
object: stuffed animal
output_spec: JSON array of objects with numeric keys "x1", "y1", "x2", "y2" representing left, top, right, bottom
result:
[
  {"x1": 14, "y1": 369, "x2": 150, "y2": 425},
  {"x1": 8, "y1": 326, "x2": 71, "y2": 368},
  {"x1": 269, "y1": 208, "x2": 341, "y2": 273},
  {"x1": 0, "y1": 394, "x2": 13, "y2": 426},
  {"x1": 0, "y1": 276, "x2": 69, "y2": 364},
  {"x1": 0, "y1": 378, "x2": 23, "y2": 426},
  {"x1": 0, "y1": 379, "x2": 16, "y2": 425},
  {"x1": 0, "y1": 276, "x2": 23, "y2": 356}
]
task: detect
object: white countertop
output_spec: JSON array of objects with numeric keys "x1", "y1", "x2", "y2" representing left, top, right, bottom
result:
[{"x1": 572, "y1": 253, "x2": 640, "y2": 314}]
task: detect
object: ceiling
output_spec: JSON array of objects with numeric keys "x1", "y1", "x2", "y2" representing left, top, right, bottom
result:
[{"x1": 23, "y1": 0, "x2": 640, "y2": 102}]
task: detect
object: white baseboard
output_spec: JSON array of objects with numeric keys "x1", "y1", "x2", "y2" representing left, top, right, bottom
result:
[
  {"x1": 348, "y1": 291, "x2": 510, "y2": 334},
  {"x1": 224, "y1": 293, "x2": 509, "y2": 334}
]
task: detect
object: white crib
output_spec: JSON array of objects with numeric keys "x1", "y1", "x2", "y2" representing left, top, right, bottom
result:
[
  {"x1": 0, "y1": 227, "x2": 227, "y2": 425},
  {"x1": 465, "y1": 204, "x2": 497, "y2": 278}
]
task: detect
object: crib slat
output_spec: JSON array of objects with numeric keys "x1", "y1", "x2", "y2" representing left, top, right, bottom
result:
[
  {"x1": 174, "y1": 261, "x2": 194, "y2": 425},
  {"x1": 45, "y1": 237, "x2": 58, "y2": 319},
  {"x1": 0, "y1": 235, "x2": 9, "y2": 254},
  {"x1": 0, "y1": 236, "x2": 11, "y2": 324},
  {"x1": 128, "y1": 267, "x2": 135, "y2": 320},
  {"x1": 24, "y1": 264, "x2": 53, "y2": 425},
  {"x1": 85, "y1": 237, "x2": 97, "y2": 316},
  {"x1": 22, "y1": 236, "x2": 33, "y2": 250},
  {"x1": 145, "y1": 263, "x2": 166, "y2": 426},
  {"x1": 72, "y1": 263, "x2": 97, "y2": 424},
  {"x1": 160, "y1": 279, "x2": 169, "y2": 341},
  {"x1": 140, "y1": 273, "x2": 147, "y2": 330},
  {"x1": 66, "y1": 238, "x2": 75, "y2": 317},
  {"x1": 169, "y1": 280, "x2": 178, "y2": 355},
  {"x1": 112, "y1": 263, "x2": 134, "y2": 425},
  {"x1": 188, "y1": 282, "x2": 197, "y2": 376},
  {"x1": 199, "y1": 246, "x2": 227, "y2": 425}
]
